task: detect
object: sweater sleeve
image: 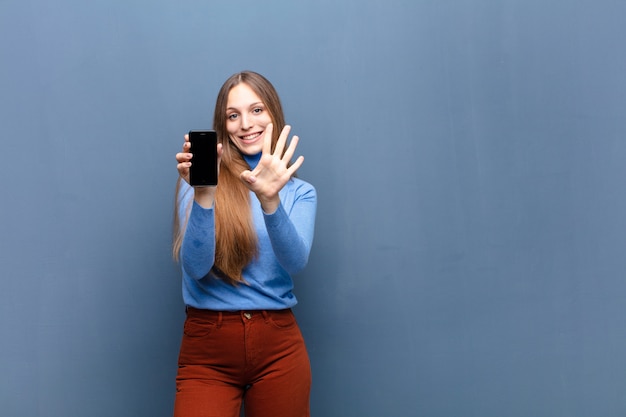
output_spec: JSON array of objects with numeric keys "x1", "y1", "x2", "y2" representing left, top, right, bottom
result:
[
  {"x1": 181, "y1": 201, "x2": 216, "y2": 280},
  {"x1": 263, "y1": 184, "x2": 317, "y2": 274}
]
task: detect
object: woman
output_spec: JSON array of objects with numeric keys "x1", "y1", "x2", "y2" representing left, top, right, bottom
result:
[{"x1": 172, "y1": 71, "x2": 317, "y2": 417}]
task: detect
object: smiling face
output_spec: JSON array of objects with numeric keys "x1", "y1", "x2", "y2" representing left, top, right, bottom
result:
[{"x1": 225, "y1": 83, "x2": 273, "y2": 156}]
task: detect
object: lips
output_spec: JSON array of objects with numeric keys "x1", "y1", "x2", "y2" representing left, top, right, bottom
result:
[{"x1": 240, "y1": 131, "x2": 263, "y2": 142}]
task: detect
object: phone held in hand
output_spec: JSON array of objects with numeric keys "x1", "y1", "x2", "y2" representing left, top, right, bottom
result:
[{"x1": 188, "y1": 130, "x2": 218, "y2": 186}]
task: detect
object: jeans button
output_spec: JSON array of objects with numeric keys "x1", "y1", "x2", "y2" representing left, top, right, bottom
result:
[{"x1": 243, "y1": 312, "x2": 252, "y2": 320}]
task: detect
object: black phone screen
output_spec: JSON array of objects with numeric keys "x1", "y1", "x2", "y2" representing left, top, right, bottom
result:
[{"x1": 188, "y1": 130, "x2": 218, "y2": 186}]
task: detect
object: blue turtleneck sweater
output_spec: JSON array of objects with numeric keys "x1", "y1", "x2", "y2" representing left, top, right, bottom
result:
[{"x1": 177, "y1": 153, "x2": 317, "y2": 311}]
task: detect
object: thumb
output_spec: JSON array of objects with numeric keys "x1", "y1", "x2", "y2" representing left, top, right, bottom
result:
[{"x1": 240, "y1": 170, "x2": 257, "y2": 184}]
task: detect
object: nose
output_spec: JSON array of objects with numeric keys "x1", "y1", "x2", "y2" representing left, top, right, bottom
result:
[{"x1": 241, "y1": 113, "x2": 252, "y2": 130}]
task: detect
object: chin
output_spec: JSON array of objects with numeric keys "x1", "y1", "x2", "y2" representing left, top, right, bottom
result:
[{"x1": 234, "y1": 146, "x2": 258, "y2": 156}]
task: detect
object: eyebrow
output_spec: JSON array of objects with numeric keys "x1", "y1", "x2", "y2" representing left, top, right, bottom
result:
[{"x1": 226, "y1": 102, "x2": 264, "y2": 112}]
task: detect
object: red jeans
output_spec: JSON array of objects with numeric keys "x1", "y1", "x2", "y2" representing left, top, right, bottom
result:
[{"x1": 173, "y1": 307, "x2": 311, "y2": 417}]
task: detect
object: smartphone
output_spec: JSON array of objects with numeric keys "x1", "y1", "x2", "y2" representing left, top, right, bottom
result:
[{"x1": 188, "y1": 130, "x2": 218, "y2": 186}]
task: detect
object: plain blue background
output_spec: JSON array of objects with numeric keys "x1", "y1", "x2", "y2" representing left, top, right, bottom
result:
[{"x1": 2, "y1": 1, "x2": 626, "y2": 416}]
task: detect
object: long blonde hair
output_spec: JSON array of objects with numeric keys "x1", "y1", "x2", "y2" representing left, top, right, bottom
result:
[{"x1": 173, "y1": 71, "x2": 286, "y2": 284}]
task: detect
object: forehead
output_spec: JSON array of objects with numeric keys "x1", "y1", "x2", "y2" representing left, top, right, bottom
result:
[{"x1": 227, "y1": 83, "x2": 263, "y2": 108}]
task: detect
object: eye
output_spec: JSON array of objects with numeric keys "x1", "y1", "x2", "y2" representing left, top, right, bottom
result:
[
  {"x1": 227, "y1": 113, "x2": 238, "y2": 120},
  {"x1": 252, "y1": 107, "x2": 263, "y2": 114}
]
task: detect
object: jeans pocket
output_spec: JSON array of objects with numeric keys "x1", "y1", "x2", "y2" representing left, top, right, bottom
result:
[
  {"x1": 183, "y1": 316, "x2": 217, "y2": 337},
  {"x1": 178, "y1": 317, "x2": 220, "y2": 366},
  {"x1": 268, "y1": 309, "x2": 297, "y2": 330}
]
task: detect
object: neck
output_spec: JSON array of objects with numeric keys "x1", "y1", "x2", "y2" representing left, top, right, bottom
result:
[{"x1": 243, "y1": 152, "x2": 262, "y2": 169}]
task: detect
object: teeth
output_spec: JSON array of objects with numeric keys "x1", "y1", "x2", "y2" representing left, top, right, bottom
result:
[{"x1": 242, "y1": 132, "x2": 261, "y2": 141}]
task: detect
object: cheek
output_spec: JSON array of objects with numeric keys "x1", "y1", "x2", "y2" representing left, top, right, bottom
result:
[
  {"x1": 228, "y1": 136, "x2": 243, "y2": 152},
  {"x1": 261, "y1": 114, "x2": 273, "y2": 126},
  {"x1": 225, "y1": 130, "x2": 243, "y2": 147},
  {"x1": 225, "y1": 122, "x2": 236, "y2": 135}
]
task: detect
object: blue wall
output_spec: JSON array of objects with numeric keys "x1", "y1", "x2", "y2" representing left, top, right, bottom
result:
[{"x1": 2, "y1": 1, "x2": 626, "y2": 416}]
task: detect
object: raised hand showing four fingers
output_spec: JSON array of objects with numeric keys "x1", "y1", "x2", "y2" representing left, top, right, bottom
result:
[{"x1": 240, "y1": 123, "x2": 304, "y2": 213}]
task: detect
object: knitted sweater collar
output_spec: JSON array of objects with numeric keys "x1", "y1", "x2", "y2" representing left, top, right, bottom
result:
[{"x1": 243, "y1": 152, "x2": 262, "y2": 169}]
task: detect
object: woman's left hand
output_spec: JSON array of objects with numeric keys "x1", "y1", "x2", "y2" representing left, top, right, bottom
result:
[{"x1": 240, "y1": 123, "x2": 304, "y2": 214}]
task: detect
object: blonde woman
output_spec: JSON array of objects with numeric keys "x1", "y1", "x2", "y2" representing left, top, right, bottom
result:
[{"x1": 172, "y1": 71, "x2": 316, "y2": 417}]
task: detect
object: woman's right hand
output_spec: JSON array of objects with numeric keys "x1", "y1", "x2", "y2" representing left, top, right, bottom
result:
[
  {"x1": 176, "y1": 134, "x2": 223, "y2": 183},
  {"x1": 176, "y1": 134, "x2": 223, "y2": 207},
  {"x1": 175, "y1": 134, "x2": 193, "y2": 184}
]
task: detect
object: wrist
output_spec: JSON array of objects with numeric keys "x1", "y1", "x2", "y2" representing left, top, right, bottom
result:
[
  {"x1": 259, "y1": 196, "x2": 280, "y2": 214},
  {"x1": 194, "y1": 186, "x2": 216, "y2": 208}
]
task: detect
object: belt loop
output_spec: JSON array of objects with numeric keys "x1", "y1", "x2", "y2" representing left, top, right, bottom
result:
[
  {"x1": 217, "y1": 311, "x2": 223, "y2": 328},
  {"x1": 261, "y1": 310, "x2": 269, "y2": 322}
]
